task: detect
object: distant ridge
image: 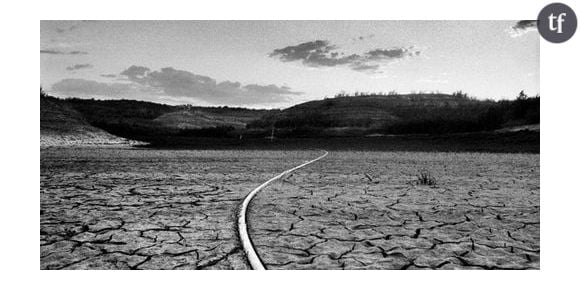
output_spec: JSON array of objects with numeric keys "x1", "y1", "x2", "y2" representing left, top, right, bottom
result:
[
  {"x1": 248, "y1": 92, "x2": 540, "y2": 136},
  {"x1": 267, "y1": 93, "x2": 486, "y2": 127},
  {"x1": 153, "y1": 108, "x2": 267, "y2": 130},
  {"x1": 40, "y1": 96, "x2": 140, "y2": 147},
  {"x1": 40, "y1": 92, "x2": 539, "y2": 149}
]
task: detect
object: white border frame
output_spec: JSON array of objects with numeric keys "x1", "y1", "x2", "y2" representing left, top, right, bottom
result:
[{"x1": 2, "y1": 0, "x2": 578, "y2": 289}]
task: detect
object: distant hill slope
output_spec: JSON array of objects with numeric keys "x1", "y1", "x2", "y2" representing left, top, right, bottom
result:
[
  {"x1": 249, "y1": 93, "x2": 539, "y2": 136},
  {"x1": 42, "y1": 92, "x2": 538, "y2": 143},
  {"x1": 251, "y1": 93, "x2": 492, "y2": 127},
  {"x1": 64, "y1": 98, "x2": 270, "y2": 133},
  {"x1": 41, "y1": 96, "x2": 137, "y2": 146},
  {"x1": 153, "y1": 108, "x2": 268, "y2": 130}
]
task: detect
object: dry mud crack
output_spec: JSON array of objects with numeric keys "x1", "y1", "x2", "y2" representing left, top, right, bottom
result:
[
  {"x1": 238, "y1": 150, "x2": 328, "y2": 269},
  {"x1": 41, "y1": 148, "x2": 320, "y2": 270},
  {"x1": 41, "y1": 148, "x2": 539, "y2": 270},
  {"x1": 248, "y1": 152, "x2": 539, "y2": 270}
]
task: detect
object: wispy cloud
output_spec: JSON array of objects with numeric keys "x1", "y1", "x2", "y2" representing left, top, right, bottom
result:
[
  {"x1": 352, "y1": 34, "x2": 375, "y2": 41},
  {"x1": 269, "y1": 40, "x2": 419, "y2": 73},
  {"x1": 513, "y1": 20, "x2": 537, "y2": 30},
  {"x1": 40, "y1": 49, "x2": 88, "y2": 55},
  {"x1": 52, "y1": 79, "x2": 138, "y2": 96},
  {"x1": 56, "y1": 25, "x2": 79, "y2": 33},
  {"x1": 507, "y1": 20, "x2": 538, "y2": 38},
  {"x1": 55, "y1": 21, "x2": 94, "y2": 34},
  {"x1": 52, "y1": 65, "x2": 303, "y2": 106},
  {"x1": 66, "y1": 64, "x2": 93, "y2": 71}
]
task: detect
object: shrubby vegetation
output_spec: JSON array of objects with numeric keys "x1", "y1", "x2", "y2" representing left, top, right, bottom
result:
[
  {"x1": 46, "y1": 96, "x2": 267, "y2": 141},
  {"x1": 248, "y1": 91, "x2": 539, "y2": 136},
  {"x1": 41, "y1": 89, "x2": 539, "y2": 143}
]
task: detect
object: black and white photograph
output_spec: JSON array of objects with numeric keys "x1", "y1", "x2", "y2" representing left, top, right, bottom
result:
[
  {"x1": 39, "y1": 19, "x2": 540, "y2": 270},
  {"x1": 2, "y1": 0, "x2": 577, "y2": 287}
]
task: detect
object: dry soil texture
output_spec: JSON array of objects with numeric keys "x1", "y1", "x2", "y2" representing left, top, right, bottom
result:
[
  {"x1": 41, "y1": 148, "x2": 539, "y2": 270},
  {"x1": 40, "y1": 148, "x2": 315, "y2": 269},
  {"x1": 248, "y1": 151, "x2": 539, "y2": 269}
]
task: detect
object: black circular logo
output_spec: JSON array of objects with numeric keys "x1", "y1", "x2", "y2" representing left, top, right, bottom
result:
[{"x1": 538, "y1": 2, "x2": 577, "y2": 43}]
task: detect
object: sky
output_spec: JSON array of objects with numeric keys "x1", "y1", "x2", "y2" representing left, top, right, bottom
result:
[{"x1": 40, "y1": 20, "x2": 539, "y2": 108}]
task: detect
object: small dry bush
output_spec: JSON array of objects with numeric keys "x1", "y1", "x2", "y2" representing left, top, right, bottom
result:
[{"x1": 417, "y1": 169, "x2": 437, "y2": 186}]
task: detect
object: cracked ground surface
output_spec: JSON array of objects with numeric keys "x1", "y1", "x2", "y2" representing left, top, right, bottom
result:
[
  {"x1": 41, "y1": 148, "x2": 539, "y2": 270},
  {"x1": 40, "y1": 147, "x2": 318, "y2": 270},
  {"x1": 249, "y1": 152, "x2": 539, "y2": 269}
]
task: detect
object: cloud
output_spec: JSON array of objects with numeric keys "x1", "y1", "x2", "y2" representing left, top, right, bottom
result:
[
  {"x1": 508, "y1": 20, "x2": 538, "y2": 38},
  {"x1": 513, "y1": 20, "x2": 537, "y2": 30},
  {"x1": 51, "y1": 79, "x2": 138, "y2": 96},
  {"x1": 40, "y1": 49, "x2": 62, "y2": 54},
  {"x1": 352, "y1": 34, "x2": 375, "y2": 41},
  {"x1": 366, "y1": 48, "x2": 416, "y2": 59},
  {"x1": 269, "y1": 40, "x2": 338, "y2": 63},
  {"x1": 269, "y1": 40, "x2": 419, "y2": 73},
  {"x1": 350, "y1": 63, "x2": 380, "y2": 73},
  {"x1": 68, "y1": 51, "x2": 88, "y2": 55},
  {"x1": 119, "y1": 65, "x2": 151, "y2": 81},
  {"x1": 56, "y1": 24, "x2": 79, "y2": 34},
  {"x1": 51, "y1": 66, "x2": 302, "y2": 105},
  {"x1": 40, "y1": 49, "x2": 88, "y2": 55},
  {"x1": 66, "y1": 64, "x2": 93, "y2": 71},
  {"x1": 55, "y1": 21, "x2": 91, "y2": 33}
]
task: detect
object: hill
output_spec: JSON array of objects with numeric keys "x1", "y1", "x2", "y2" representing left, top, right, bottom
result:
[
  {"x1": 153, "y1": 108, "x2": 270, "y2": 130},
  {"x1": 63, "y1": 98, "x2": 270, "y2": 140},
  {"x1": 40, "y1": 91, "x2": 539, "y2": 152},
  {"x1": 40, "y1": 95, "x2": 137, "y2": 146},
  {"x1": 248, "y1": 92, "x2": 539, "y2": 137}
]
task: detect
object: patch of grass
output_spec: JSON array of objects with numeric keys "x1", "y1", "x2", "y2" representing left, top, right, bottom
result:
[{"x1": 417, "y1": 169, "x2": 437, "y2": 186}]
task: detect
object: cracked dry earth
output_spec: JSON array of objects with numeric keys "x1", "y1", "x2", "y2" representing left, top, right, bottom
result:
[
  {"x1": 41, "y1": 148, "x2": 318, "y2": 270},
  {"x1": 41, "y1": 148, "x2": 539, "y2": 270},
  {"x1": 249, "y1": 152, "x2": 539, "y2": 269}
]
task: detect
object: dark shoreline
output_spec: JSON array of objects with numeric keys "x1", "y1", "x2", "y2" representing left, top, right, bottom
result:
[{"x1": 135, "y1": 130, "x2": 539, "y2": 154}]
